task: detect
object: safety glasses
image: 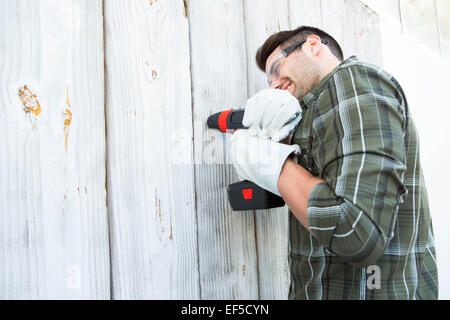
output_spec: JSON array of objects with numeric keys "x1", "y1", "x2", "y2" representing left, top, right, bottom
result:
[{"x1": 266, "y1": 39, "x2": 328, "y2": 87}]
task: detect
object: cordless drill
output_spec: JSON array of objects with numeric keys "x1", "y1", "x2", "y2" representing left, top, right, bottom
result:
[{"x1": 207, "y1": 109, "x2": 285, "y2": 211}]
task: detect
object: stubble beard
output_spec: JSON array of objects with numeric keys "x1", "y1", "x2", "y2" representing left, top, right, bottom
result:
[{"x1": 292, "y1": 57, "x2": 321, "y2": 100}]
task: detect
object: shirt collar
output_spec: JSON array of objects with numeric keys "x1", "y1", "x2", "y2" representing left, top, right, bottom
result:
[{"x1": 300, "y1": 55, "x2": 359, "y2": 108}]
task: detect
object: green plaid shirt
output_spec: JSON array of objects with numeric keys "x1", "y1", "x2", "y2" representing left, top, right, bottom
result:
[{"x1": 289, "y1": 56, "x2": 438, "y2": 300}]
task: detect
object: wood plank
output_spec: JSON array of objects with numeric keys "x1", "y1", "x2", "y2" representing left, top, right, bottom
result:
[
  {"x1": 243, "y1": 0, "x2": 291, "y2": 300},
  {"x1": 289, "y1": 0, "x2": 323, "y2": 29},
  {"x1": 0, "y1": 0, "x2": 109, "y2": 299},
  {"x1": 399, "y1": 0, "x2": 440, "y2": 54},
  {"x1": 245, "y1": 0, "x2": 290, "y2": 94},
  {"x1": 188, "y1": 0, "x2": 259, "y2": 299},
  {"x1": 321, "y1": 0, "x2": 382, "y2": 65},
  {"x1": 104, "y1": 0, "x2": 199, "y2": 299},
  {"x1": 436, "y1": 0, "x2": 450, "y2": 62},
  {"x1": 360, "y1": 0, "x2": 401, "y2": 23}
]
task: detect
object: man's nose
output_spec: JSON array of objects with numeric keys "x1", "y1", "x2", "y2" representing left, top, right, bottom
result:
[{"x1": 270, "y1": 80, "x2": 281, "y2": 89}]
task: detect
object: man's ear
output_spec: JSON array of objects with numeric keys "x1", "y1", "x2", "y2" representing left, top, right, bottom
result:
[{"x1": 306, "y1": 35, "x2": 322, "y2": 56}]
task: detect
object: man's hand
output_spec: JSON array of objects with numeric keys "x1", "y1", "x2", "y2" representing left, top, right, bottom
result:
[
  {"x1": 230, "y1": 129, "x2": 300, "y2": 196},
  {"x1": 243, "y1": 88, "x2": 302, "y2": 142}
]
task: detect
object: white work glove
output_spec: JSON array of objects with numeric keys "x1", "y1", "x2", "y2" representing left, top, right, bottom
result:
[
  {"x1": 230, "y1": 129, "x2": 300, "y2": 196},
  {"x1": 243, "y1": 88, "x2": 302, "y2": 142}
]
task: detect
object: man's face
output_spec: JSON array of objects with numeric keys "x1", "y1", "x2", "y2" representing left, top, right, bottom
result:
[{"x1": 265, "y1": 45, "x2": 321, "y2": 100}]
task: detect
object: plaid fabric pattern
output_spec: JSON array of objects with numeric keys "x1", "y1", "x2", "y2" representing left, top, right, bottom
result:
[{"x1": 289, "y1": 56, "x2": 438, "y2": 300}]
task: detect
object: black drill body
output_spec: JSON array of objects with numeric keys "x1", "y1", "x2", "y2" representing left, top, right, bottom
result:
[{"x1": 207, "y1": 109, "x2": 285, "y2": 211}]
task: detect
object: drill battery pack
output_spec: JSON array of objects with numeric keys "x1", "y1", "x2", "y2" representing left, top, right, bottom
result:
[
  {"x1": 227, "y1": 180, "x2": 285, "y2": 211},
  {"x1": 208, "y1": 108, "x2": 286, "y2": 211}
]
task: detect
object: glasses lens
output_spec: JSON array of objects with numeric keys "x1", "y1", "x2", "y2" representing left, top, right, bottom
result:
[
  {"x1": 266, "y1": 52, "x2": 287, "y2": 86},
  {"x1": 266, "y1": 39, "x2": 327, "y2": 86}
]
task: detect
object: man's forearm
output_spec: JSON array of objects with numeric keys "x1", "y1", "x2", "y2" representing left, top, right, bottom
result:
[{"x1": 277, "y1": 158, "x2": 325, "y2": 234}]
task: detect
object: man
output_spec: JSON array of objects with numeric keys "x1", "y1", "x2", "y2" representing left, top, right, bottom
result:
[{"x1": 230, "y1": 26, "x2": 438, "y2": 299}]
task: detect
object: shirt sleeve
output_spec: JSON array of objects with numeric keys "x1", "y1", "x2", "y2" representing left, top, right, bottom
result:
[{"x1": 306, "y1": 66, "x2": 409, "y2": 268}]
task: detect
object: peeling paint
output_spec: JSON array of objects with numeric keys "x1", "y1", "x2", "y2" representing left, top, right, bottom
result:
[
  {"x1": 242, "y1": 264, "x2": 247, "y2": 276},
  {"x1": 143, "y1": 0, "x2": 161, "y2": 11},
  {"x1": 18, "y1": 85, "x2": 41, "y2": 116},
  {"x1": 183, "y1": 0, "x2": 188, "y2": 18},
  {"x1": 154, "y1": 188, "x2": 173, "y2": 246},
  {"x1": 18, "y1": 85, "x2": 41, "y2": 129},
  {"x1": 144, "y1": 61, "x2": 159, "y2": 83},
  {"x1": 63, "y1": 86, "x2": 72, "y2": 153}
]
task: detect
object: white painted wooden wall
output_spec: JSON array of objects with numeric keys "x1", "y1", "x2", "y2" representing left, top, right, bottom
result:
[
  {"x1": 0, "y1": 0, "x2": 109, "y2": 299},
  {"x1": 361, "y1": 0, "x2": 450, "y2": 62},
  {"x1": 0, "y1": 0, "x2": 381, "y2": 299}
]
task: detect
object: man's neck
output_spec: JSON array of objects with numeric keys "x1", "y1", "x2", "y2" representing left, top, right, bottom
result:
[{"x1": 320, "y1": 57, "x2": 341, "y2": 81}]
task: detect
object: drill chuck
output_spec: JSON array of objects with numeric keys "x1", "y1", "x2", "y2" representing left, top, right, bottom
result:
[{"x1": 207, "y1": 109, "x2": 246, "y2": 132}]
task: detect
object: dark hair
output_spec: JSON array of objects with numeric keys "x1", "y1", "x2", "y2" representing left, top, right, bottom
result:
[{"x1": 255, "y1": 26, "x2": 344, "y2": 72}]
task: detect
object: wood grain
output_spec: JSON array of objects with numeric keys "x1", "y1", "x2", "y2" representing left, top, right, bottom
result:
[
  {"x1": 436, "y1": 0, "x2": 450, "y2": 62},
  {"x1": 0, "y1": 0, "x2": 109, "y2": 299},
  {"x1": 243, "y1": 0, "x2": 291, "y2": 300},
  {"x1": 289, "y1": 0, "x2": 323, "y2": 28},
  {"x1": 0, "y1": 0, "x2": 386, "y2": 300},
  {"x1": 188, "y1": 0, "x2": 258, "y2": 299},
  {"x1": 321, "y1": 0, "x2": 382, "y2": 65},
  {"x1": 399, "y1": 0, "x2": 440, "y2": 53},
  {"x1": 104, "y1": 0, "x2": 199, "y2": 299}
]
